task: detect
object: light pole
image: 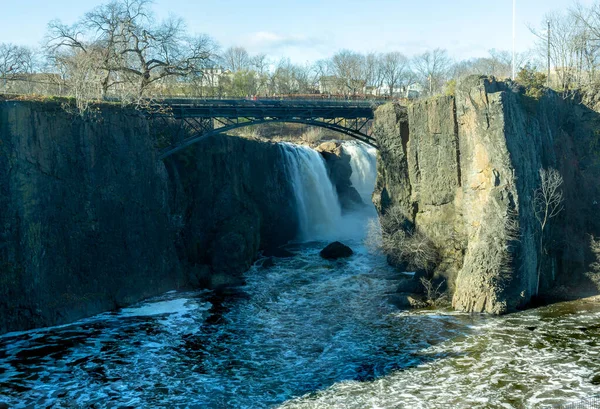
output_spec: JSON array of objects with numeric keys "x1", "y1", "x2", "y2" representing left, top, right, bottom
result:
[
  {"x1": 547, "y1": 19, "x2": 551, "y2": 88},
  {"x1": 512, "y1": 0, "x2": 516, "y2": 80}
]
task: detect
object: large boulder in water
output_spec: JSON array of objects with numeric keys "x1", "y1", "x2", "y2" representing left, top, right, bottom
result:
[
  {"x1": 316, "y1": 141, "x2": 364, "y2": 211},
  {"x1": 320, "y1": 241, "x2": 354, "y2": 259}
]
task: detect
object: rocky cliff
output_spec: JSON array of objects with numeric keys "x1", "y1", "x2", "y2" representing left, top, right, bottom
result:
[
  {"x1": 374, "y1": 76, "x2": 600, "y2": 313},
  {"x1": 0, "y1": 100, "x2": 299, "y2": 333},
  {"x1": 0, "y1": 101, "x2": 183, "y2": 333},
  {"x1": 166, "y1": 135, "x2": 299, "y2": 288}
]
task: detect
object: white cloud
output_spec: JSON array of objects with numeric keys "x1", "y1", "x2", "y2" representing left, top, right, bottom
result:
[{"x1": 238, "y1": 31, "x2": 329, "y2": 63}]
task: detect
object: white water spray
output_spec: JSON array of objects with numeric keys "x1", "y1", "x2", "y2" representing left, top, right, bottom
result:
[
  {"x1": 342, "y1": 141, "x2": 378, "y2": 204},
  {"x1": 280, "y1": 143, "x2": 343, "y2": 241}
]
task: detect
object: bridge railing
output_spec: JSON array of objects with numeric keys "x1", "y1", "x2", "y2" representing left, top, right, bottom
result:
[{"x1": 156, "y1": 98, "x2": 387, "y2": 109}]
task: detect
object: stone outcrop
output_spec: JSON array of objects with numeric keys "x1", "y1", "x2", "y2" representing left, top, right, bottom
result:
[
  {"x1": 374, "y1": 76, "x2": 600, "y2": 313},
  {"x1": 0, "y1": 100, "x2": 300, "y2": 333},
  {"x1": 316, "y1": 141, "x2": 363, "y2": 211}
]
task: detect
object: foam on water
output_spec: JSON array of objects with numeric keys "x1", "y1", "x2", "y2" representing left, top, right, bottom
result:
[
  {"x1": 120, "y1": 298, "x2": 203, "y2": 317},
  {"x1": 2, "y1": 242, "x2": 600, "y2": 408},
  {"x1": 279, "y1": 303, "x2": 600, "y2": 409}
]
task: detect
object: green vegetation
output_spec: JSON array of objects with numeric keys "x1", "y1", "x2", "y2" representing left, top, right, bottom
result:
[
  {"x1": 444, "y1": 79, "x2": 456, "y2": 97},
  {"x1": 516, "y1": 66, "x2": 548, "y2": 100}
]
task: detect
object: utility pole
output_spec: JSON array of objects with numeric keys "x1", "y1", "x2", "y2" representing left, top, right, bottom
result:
[
  {"x1": 547, "y1": 19, "x2": 551, "y2": 88},
  {"x1": 512, "y1": 0, "x2": 516, "y2": 80}
]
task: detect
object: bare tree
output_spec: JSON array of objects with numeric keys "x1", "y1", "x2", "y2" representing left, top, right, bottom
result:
[
  {"x1": 268, "y1": 58, "x2": 313, "y2": 95},
  {"x1": 533, "y1": 167, "x2": 564, "y2": 295},
  {"x1": 571, "y1": 3, "x2": 600, "y2": 87},
  {"x1": 412, "y1": 48, "x2": 452, "y2": 96},
  {"x1": 381, "y1": 51, "x2": 409, "y2": 97},
  {"x1": 364, "y1": 52, "x2": 384, "y2": 95},
  {"x1": 365, "y1": 206, "x2": 439, "y2": 272},
  {"x1": 0, "y1": 43, "x2": 35, "y2": 91},
  {"x1": 331, "y1": 49, "x2": 366, "y2": 95},
  {"x1": 45, "y1": 0, "x2": 216, "y2": 100},
  {"x1": 250, "y1": 53, "x2": 270, "y2": 95},
  {"x1": 530, "y1": 12, "x2": 583, "y2": 91},
  {"x1": 221, "y1": 46, "x2": 251, "y2": 72}
]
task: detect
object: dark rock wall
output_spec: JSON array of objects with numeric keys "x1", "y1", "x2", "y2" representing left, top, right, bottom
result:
[
  {"x1": 0, "y1": 101, "x2": 300, "y2": 333},
  {"x1": 166, "y1": 135, "x2": 299, "y2": 288},
  {"x1": 374, "y1": 76, "x2": 600, "y2": 313},
  {"x1": 0, "y1": 101, "x2": 182, "y2": 333}
]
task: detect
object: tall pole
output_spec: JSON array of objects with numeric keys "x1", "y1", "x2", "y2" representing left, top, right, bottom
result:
[
  {"x1": 547, "y1": 19, "x2": 551, "y2": 88},
  {"x1": 512, "y1": 0, "x2": 516, "y2": 80}
]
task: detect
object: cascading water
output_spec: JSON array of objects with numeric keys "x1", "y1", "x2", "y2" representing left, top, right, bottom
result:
[
  {"x1": 280, "y1": 142, "x2": 343, "y2": 241},
  {"x1": 280, "y1": 140, "x2": 378, "y2": 242},
  {"x1": 342, "y1": 141, "x2": 378, "y2": 204}
]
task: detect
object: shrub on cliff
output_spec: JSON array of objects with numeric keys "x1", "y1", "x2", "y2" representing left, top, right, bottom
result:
[
  {"x1": 366, "y1": 206, "x2": 439, "y2": 272},
  {"x1": 516, "y1": 65, "x2": 547, "y2": 100},
  {"x1": 586, "y1": 235, "x2": 600, "y2": 291}
]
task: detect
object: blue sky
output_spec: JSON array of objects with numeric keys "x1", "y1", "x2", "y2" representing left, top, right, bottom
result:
[{"x1": 0, "y1": 0, "x2": 594, "y2": 63}]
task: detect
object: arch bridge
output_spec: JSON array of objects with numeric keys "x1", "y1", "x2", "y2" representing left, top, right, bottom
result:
[{"x1": 151, "y1": 99, "x2": 383, "y2": 159}]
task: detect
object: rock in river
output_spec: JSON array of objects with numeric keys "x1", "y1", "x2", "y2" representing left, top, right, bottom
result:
[{"x1": 320, "y1": 241, "x2": 354, "y2": 260}]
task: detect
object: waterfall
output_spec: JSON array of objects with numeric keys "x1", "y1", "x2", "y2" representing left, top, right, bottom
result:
[
  {"x1": 280, "y1": 143, "x2": 343, "y2": 241},
  {"x1": 342, "y1": 141, "x2": 378, "y2": 204}
]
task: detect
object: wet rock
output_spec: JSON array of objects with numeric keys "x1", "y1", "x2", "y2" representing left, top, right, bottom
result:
[
  {"x1": 316, "y1": 141, "x2": 364, "y2": 211},
  {"x1": 396, "y1": 277, "x2": 423, "y2": 294},
  {"x1": 320, "y1": 242, "x2": 354, "y2": 260},
  {"x1": 591, "y1": 374, "x2": 600, "y2": 385},
  {"x1": 390, "y1": 293, "x2": 427, "y2": 309}
]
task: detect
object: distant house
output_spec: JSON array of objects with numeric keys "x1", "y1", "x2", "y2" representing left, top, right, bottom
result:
[
  {"x1": 199, "y1": 66, "x2": 231, "y2": 88},
  {"x1": 375, "y1": 85, "x2": 404, "y2": 97},
  {"x1": 374, "y1": 83, "x2": 423, "y2": 98},
  {"x1": 318, "y1": 76, "x2": 339, "y2": 94},
  {"x1": 405, "y1": 83, "x2": 424, "y2": 99}
]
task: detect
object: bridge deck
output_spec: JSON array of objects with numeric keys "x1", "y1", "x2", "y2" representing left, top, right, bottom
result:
[{"x1": 157, "y1": 99, "x2": 382, "y2": 120}]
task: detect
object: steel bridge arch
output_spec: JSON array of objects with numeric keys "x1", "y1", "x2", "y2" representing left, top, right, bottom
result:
[{"x1": 158, "y1": 117, "x2": 377, "y2": 160}]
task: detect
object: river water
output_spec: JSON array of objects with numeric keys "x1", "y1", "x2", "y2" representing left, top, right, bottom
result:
[{"x1": 1, "y1": 141, "x2": 599, "y2": 408}]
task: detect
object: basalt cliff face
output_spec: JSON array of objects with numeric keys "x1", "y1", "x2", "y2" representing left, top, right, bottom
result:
[
  {"x1": 374, "y1": 76, "x2": 600, "y2": 313},
  {"x1": 0, "y1": 101, "x2": 299, "y2": 334},
  {"x1": 0, "y1": 101, "x2": 182, "y2": 333},
  {"x1": 166, "y1": 134, "x2": 299, "y2": 289}
]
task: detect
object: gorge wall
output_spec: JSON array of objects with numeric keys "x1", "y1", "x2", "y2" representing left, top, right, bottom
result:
[
  {"x1": 374, "y1": 76, "x2": 600, "y2": 313},
  {"x1": 0, "y1": 100, "x2": 300, "y2": 334},
  {"x1": 166, "y1": 135, "x2": 299, "y2": 288}
]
